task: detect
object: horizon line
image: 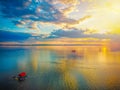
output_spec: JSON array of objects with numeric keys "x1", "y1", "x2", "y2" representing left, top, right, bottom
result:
[{"x1": 0, "y1": 44, "x2": 104, "y2": 46}]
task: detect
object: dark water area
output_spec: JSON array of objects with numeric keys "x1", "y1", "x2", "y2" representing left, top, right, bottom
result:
[{"x1": 0, "y1": 46, "x2": 120, "y2": 90}]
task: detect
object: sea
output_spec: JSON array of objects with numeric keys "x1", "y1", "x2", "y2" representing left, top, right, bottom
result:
[{"x1": 0, "y1": 46, "x2": 120, "y2": 90}]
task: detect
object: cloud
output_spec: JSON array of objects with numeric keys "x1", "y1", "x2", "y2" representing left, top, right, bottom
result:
[
  {"x1": 0, "y1": 0, "x2": 90, "y2": 30},
  {"x1": 1, "y1": 28, "x2": 119, "y2": 44},
  {"x1": 0, "y1": 30, "x2": 32, "y2": 42},
  {"x1": 0, "y1": 0, "x2": 59, "y2": 23},
  {"x1": 58, "y1": 0, "x2": 78, "y2": 4},
  {"x1": 46, "y1": 28, "x2": 112, "y2": 39},
  {"x1": 27, "y1": 22, "x2": 40, "y2": 32},
  {"x1": 55, "y1": 0, "x2": 79, "y2": 16}
]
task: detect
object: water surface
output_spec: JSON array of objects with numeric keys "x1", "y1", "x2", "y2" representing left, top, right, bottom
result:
[{"x1": 0, "y1": 46, "x2": 120, "y2": 90}]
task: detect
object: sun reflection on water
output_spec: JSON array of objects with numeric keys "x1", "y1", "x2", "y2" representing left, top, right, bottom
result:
[
  {"x1": 0, "y1": 46, "x2": 120, "y2": 90},
  {"x1": 27, "y1": 46, "x2": 120, "y2": 90}
]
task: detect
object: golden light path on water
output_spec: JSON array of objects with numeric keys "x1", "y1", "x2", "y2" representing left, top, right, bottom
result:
[{"x1": 15, "y1": 45, "x2": 120, "y2": 90}]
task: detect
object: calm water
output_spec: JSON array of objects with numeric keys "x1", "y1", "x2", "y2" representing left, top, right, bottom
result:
[{"x1": 0, "y1": 46, "x2": 120, "y2": 90}]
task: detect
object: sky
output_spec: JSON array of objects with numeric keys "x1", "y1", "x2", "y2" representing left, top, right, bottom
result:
[{"x1": 0, "y1": 0, "x2": 120, "y2": 45}]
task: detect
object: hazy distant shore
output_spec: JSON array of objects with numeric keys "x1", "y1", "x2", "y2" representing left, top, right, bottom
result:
[{"x1": 0, "y1": 44, "x2": 104, "y2": 46}]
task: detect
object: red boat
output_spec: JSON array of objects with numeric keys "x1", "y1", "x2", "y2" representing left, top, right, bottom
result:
[
  {"x1": 13, "y1": 72, "x2": 27, "y2": 81},
  {"x1": 18, "y1": 72, "x2": 27, "y2": 77},
  {"x1": 72, "y1": 50, "x2": 76, "y2": 53}
]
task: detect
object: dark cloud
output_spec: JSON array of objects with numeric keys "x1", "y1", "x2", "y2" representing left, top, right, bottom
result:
[
  {"x1": 0, "y1": 29, "x2": 118, "y2": 43},
  {"x1": 0, "y1": 0, "x2": 86, "y2": 27},
  {"x1": 0, "y1": 0, "x2": 32, "y2": 17},
  {"x1": 47, "y1": 29, "x2": 111, "y2": 39},
  {"x1": 0, "y1": 0, "x2": 61, "y2": 22},
  {"x1": 12, "y1": 21, "x2": 23, "y2": 25},
  {"x1": 0, "y1": 30, "x2": 32, "y2": 42}
]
